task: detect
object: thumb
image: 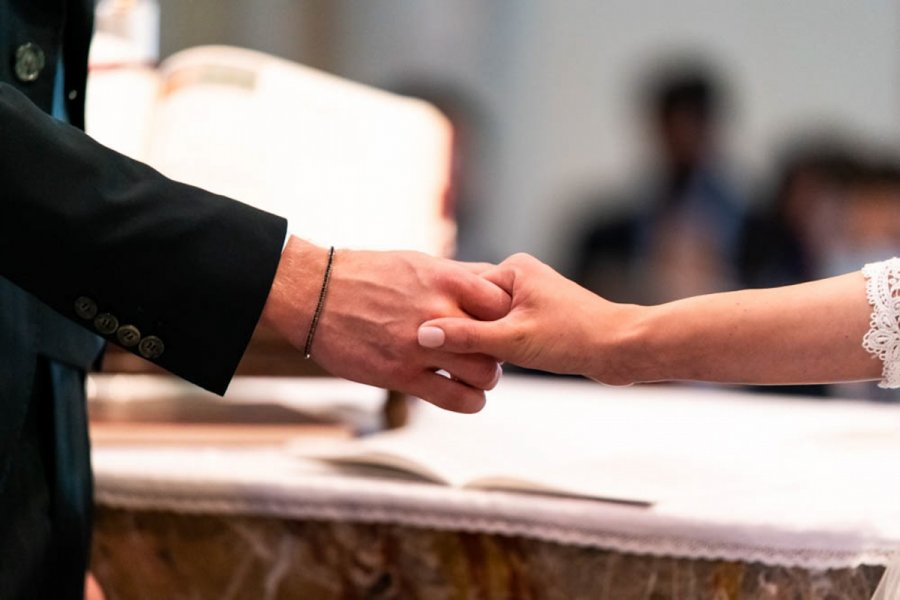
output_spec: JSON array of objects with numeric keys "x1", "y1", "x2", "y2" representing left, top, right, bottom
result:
[{"x1": 417, "y1": 317, "x2": 508, "y2": 356}]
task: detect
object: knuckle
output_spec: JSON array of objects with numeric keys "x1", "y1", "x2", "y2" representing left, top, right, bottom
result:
[
  {"x1": 431, "y1": 267, "x2": 451, "y2": 288},
  {"x1": 509, "y1": 252, "x2": 533, "y2": 266},
  {"x1": 459, "y1": 327, "x2": 479, "y2": 350}
]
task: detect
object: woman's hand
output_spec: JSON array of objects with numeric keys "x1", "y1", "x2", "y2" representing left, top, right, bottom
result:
[
  {"x1": 417, "y1": 253, "x2": 639, "y2": 384},
  {"x1": 420, "y1": 253, "x2": 881, "y2": 388}
]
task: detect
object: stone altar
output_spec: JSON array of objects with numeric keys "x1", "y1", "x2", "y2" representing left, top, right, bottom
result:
[
  {"x1": 92, "y1": 509, "x2": 883, "y2": 599},
  {"x1": 89, "y1": 377, "x2": 900, "y2": 599}
]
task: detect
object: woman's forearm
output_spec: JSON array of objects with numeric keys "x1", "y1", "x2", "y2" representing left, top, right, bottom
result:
[
  {"x1": 613, "y1": 272, "x2": 880, "y2": 385},
  {"x1": 418, "y1": 255, "x2": 887, "y2": 388}
]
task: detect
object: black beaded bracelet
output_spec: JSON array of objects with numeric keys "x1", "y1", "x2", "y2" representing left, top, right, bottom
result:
[{"x1": 304, "y1": 246, "x2": 335, "y2": 359}]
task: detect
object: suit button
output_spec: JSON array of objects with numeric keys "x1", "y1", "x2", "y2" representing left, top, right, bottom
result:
[
  {"x1": 138, "y1": 336, "x2": 165, "y2": 360},
  {"x1": 116, "y1": 325, "x2": 141, "y2": 347},
  {"x1": 93, "y1": 313, "x2": 119, "y2": 335},
  {"x1": 14, "y1": 43, "x2": 45, "y2": 83},
  {"x1": 74, "y1": 297, "x2": 98, "y2": 320}
]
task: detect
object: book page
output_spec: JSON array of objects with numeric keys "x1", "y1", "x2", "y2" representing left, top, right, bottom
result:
[
  {"x1": 145, "y1": 46, "x2": 453, "y2": 255},
  {"x1": 294, "y1": 392, "x2": 663, "y2": 504},
  {"x1": 464, "y1": 455, "x2": 700, "y2": 504},
  {"x1": 300, "y1": 426, "x2": 490, "y2": 487}
]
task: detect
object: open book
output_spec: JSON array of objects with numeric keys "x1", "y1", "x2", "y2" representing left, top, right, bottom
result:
[
  {"x1": 86, "y1": 41, "x2": 455, "y2": 255},
  {"x1": 297, "y1": 431, "x2": 655, "y2": 505},
  {"x1": 292, "y1": 387, "x2": 662, "y2": 505}
]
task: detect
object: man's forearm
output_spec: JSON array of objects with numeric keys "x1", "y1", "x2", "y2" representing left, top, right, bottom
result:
[{"x1": 0, "y1": 83, "x2": 287, "y2": 393}]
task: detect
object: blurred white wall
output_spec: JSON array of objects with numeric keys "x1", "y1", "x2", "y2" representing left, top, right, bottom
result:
[{"x1": 159, "y1": 0, "x2": 900, "y2": 267}]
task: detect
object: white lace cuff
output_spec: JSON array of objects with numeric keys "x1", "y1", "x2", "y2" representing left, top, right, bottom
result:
[{"x1": 862, "y1": 258, "x2": 900, "y2": 388}]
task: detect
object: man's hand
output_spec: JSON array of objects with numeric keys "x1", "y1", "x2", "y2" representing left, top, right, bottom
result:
[{"x1": 261, "y1": 237, "x2": 510, "y2": 412}]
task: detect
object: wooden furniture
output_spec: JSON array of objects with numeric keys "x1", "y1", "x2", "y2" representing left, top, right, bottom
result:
[{"x1": 98, "y1": 323, "x2": 408, "y2": 429}]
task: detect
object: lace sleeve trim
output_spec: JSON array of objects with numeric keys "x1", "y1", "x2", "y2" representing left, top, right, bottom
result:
[{"x1": 862, "y1": 258, "x2": 900, "y2": 388}]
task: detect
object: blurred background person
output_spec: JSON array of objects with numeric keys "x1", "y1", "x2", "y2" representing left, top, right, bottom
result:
[
  {"x1": 571, "y1": 60, "x2": 747, "y2": 305},
  {"x1": 738, "y1": 136, "x2": 863, "y2": 290},
  {"x1": 826, "y1": 159, "x2": 900, "y2": 277}
]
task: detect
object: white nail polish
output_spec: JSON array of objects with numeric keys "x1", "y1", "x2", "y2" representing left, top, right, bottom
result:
[{"x1": 418, "y1": 326, "x2": 445, "y2": 348}]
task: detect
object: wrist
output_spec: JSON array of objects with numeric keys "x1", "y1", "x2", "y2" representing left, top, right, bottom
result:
[
  {"x1": 261, "y1": 236, "x2": 331, "y2": 348},
  {"x1": 616, "y1": 301, "x2": 698, "y2": 384},
  {"x1": 591, "y1": 303, "x2": 661, "y2": 385}
]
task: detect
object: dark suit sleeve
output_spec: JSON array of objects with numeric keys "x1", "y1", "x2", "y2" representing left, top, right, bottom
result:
[{"x1": 0, "y1": 83, "x2": 288, "y2": 394}]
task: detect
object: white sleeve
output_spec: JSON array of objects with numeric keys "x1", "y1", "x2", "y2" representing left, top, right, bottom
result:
[{"x1": 862, "y1": 258, "x2": 900, "y2": 388}]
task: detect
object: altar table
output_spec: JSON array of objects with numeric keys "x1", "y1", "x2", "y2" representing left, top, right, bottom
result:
[{"x1": 90, "y1": 377, "x2": 900, "y2": 599}]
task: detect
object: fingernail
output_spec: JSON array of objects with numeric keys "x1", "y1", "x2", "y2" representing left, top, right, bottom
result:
[
  {"x1": 491, "y1": 364, "x2": 503, "y2": 387},
  {"x1": 418, "y1": 326, "x2": 445, "y2": 348}
]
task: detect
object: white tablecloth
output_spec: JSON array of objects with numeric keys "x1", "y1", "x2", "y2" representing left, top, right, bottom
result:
[{"x1": 93, "y1": 376, "x2": 900, "y2": 570}]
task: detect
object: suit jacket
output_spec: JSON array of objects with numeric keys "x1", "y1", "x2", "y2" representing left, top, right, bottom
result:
[{"x1": 0, "y1": 1, "x2": 287, "y2": 596}]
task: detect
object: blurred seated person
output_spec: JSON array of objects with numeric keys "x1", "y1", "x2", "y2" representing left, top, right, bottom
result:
[
  {"x1": 827, "y1": 160, "x2": 900, "y2": 276},
  {"x1": 572, "y1": 62, "x2": 746, "y2": 305},
  {"x1": 739, "y1": 137, "x2": 862, "y2": 289}
]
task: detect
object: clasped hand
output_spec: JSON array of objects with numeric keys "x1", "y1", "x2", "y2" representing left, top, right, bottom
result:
[
  {"x1": 417, "y1": 253, "x2": 636, "y2": 389},
  {"x1": 264, "y1": 237, "x2": 510, "y2": 412},
  {"x1": 264, "y1": 241, "x2": 627, "y2": 413}
]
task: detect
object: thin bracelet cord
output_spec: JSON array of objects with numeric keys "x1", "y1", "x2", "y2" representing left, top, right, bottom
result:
[{"x1": 304, "y1": 246, "x2": 335, "y2": 359}]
